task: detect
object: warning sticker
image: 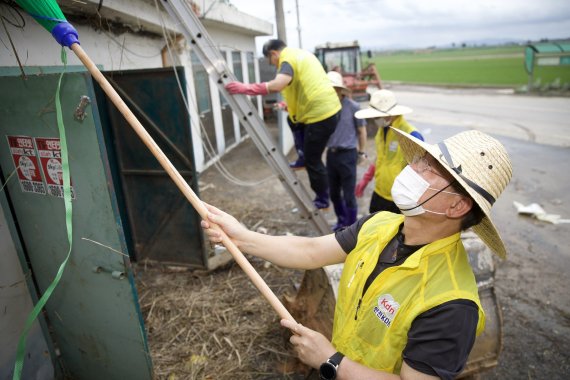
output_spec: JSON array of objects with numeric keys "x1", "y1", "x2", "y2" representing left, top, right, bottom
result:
[
  {"x1": 34, "y1": 137, "x2": 76, "y2": 199},
  {"x1": 6, "y1": 135, "x2": 47, "y2": 195}
]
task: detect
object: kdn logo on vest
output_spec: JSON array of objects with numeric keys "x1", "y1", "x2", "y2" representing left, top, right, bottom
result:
[{"x1": 374, "y1": 294, "x2": 400, "y2": 327}]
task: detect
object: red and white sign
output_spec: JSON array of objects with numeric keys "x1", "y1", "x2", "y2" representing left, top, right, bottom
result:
[
  {"x1": 6, "y1": 135, "x2": 46, "y2": 195},
  {"x1": 34, "y1": 137, "x2": 76, "y2": 199}
]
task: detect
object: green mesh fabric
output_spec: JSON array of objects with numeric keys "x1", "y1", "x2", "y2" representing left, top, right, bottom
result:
[{"x1": 14, "y1": 0, "x2": 67, "y2": 32}]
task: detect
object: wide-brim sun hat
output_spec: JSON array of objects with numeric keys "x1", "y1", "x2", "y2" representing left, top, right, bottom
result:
[
  {"x1": 392, "y1": 128, "x2": 513, "y2": 259},
  {"x1": 355, "y1": 89, "x2": 413, "y2": 119},
  {"x1": 327, "y1": 71, "x2": 349, "y2": 91}
]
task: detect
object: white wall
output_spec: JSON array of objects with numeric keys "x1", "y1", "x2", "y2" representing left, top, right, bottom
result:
[
  {"x1": 1, "y1": 15, "x2": 164, "y2": 70},
  {"x1": 207, "y1": 29, "x2": 258, "y2": 55}
]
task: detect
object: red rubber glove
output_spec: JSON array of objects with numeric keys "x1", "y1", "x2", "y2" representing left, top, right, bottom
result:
[
  {"x1": 355, "y1": 164, "x2": 375, "y2": 197},
  {"x1": 225, "y1": 81, "x2": 269, "y2": 96}
]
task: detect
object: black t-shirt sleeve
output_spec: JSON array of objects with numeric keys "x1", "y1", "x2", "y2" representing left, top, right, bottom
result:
[
  {"x1": 334, "y1": 213, "x2": 375, "y2": 253},
  {"x1": 403, "y1": 299, "x2": 479, "y2": 380}
]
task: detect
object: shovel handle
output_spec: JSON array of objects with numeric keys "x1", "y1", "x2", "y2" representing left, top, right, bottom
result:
[{"x1": 71, "y1": 43, "x2": 296, "y2": 323}]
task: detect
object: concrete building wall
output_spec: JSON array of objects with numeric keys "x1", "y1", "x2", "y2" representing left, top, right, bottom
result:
[{"x1": 207, "y1": 28, "x2": 258, "y2": 54}]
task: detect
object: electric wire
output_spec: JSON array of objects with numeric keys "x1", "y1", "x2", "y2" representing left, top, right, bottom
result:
[
  {"x1": 0, "y1": 1, "x2": 26, "y2": 28},
  {"x1": 0, "y1": 12, "x2": 25, "y2": 77},
  {"x1": 0, "y1": 1, "x2": 27, "y2": 76}
]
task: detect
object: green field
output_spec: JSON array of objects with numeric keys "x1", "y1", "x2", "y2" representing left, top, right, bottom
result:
[{"x1": 366, "y1": 45, "x2": 570, "y2": 88}]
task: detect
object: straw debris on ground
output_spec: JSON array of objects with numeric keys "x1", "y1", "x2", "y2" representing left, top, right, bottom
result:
[{"x1": 135, "y1": 252, "x2": 306, "y2": 379}]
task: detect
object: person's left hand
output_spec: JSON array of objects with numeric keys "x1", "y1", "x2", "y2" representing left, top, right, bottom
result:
[
  {"x1": 273, "y1": 100, "x2": 288, "y2": 112},
  {"x1": 281, "y1": 319, "x2": 336, "y2": 369},
  {"x1": 357, "y1": 151, "x2": 368, "y2": 165}
]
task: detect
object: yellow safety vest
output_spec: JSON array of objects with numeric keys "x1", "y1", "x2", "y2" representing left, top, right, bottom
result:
[
  {"x1": 278, "y1": 47, "x2": 341, "y2": 124},
  {"x1": 332, "y1": 212, "x2": 485, "y2": 374},
  {"x1": 374, "y1": 116, "x2": 417, "y2": 200}
]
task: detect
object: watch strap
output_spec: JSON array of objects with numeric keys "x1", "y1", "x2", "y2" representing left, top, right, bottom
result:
[
  {"x1": 328, "y1": 351, "x2": 345, "y2": 366},
  {"x1": 319, "y1": 351, "x2": 345, "y2": 380}
]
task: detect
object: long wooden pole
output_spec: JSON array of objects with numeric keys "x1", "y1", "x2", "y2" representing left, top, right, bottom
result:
[{"x1": 71, "y1": 43, "x2": 295, "y2": 323}]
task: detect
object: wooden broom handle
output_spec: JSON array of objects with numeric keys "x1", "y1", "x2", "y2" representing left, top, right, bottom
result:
[{"x1": 71, "y1": 43, "x2": 296, "y2": 323}]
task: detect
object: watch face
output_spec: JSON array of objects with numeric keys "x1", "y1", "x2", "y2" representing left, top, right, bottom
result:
[{"x1": 319, "y1": 362, "x2": 336, "y2": 379}]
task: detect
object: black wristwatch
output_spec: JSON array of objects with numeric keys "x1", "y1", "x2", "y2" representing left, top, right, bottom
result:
[
  {"x1": 319, "y1": 351, "x2": 344, "y2": 380},
  {"x1": 358, "y1": 151, "x2": 367, "y2": 157}
]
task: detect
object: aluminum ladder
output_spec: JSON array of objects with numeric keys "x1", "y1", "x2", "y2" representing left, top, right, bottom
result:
[{"x1": 160, "y1": 0, "x2": 331, "y2": 234}]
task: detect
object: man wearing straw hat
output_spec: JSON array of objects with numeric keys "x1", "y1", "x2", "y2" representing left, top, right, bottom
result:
[
  {"x1": 225, "y1": 39, "x2": 341, "y2": 210},
  {"x1": 202, "y1": 128, "x2": 512, "y2": 379},
  {"x1": 354, "y1": 89, "x2": 424, "y2": 214},
  {"x1": 325, "y1": 71, "x2": 367, "y2": 231}
]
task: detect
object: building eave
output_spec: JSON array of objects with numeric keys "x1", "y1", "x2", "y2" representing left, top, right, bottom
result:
[{"x1": 56, "y1": 0, "x2": 272, "y2": 37}]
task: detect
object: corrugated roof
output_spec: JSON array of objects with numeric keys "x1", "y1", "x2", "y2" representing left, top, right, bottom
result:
[{"x1": 527, "y1": 41, "x2": 570, "y2": 53}]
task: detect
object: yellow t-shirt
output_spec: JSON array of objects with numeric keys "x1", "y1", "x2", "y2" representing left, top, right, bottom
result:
[{"x1": 278, "y1": 47, "x2": 341, "y2": 124}]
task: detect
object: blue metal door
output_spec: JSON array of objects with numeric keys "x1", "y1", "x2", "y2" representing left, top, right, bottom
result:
[
  {"x1": 94, "y1": 67, "x2": 206, "y2": 267},
  {"x1": 0, "y1": 70, "x2": 153, "y2": 380}
]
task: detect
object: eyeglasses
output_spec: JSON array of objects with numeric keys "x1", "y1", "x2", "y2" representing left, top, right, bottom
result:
[
  {"x1": 426, "y1": 186, "x2": 461, "y2": 197},
  {"x1": 411, "y1": 155, "x2": 460, "y2": 195}
]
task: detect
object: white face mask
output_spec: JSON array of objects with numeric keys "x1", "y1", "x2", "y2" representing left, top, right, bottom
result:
[
  {"x1": 391, "y1": 165, "x2": 459, "y2": 216},
  {"x1": 373, "y1": 118, "x2": 390, "y2": 128}
]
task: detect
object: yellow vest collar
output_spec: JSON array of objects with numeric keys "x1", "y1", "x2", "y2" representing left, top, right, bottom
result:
[{"x1": 386, "y1": 231, "x2": 462, "y2": 270}]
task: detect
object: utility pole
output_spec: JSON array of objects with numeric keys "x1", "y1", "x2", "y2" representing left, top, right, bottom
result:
[
  {"x1": 274, "y1": 0, "x2": 287, "y2": 43},
  {"x1": 273, "y1": 0, "x2": 289, "y2": 164},
  {"x1": 295, "y1": 0, "x2": 302, "y2": 48}
]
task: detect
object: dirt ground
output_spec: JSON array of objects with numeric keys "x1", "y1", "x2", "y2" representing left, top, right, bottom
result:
[{"x1": 136, "y1": 99, "x2": 570, "y2": 379}]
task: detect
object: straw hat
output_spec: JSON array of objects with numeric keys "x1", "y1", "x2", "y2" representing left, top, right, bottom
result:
[
  {"x1": 392, "y1": 128, "x2": 513, "y2": 259},
  {"x1": 327, "y1": 71, "x2": 349, "y2": 91},
  {"x1": 355, "y1": 89, "x2": 412, "y2": 119}
]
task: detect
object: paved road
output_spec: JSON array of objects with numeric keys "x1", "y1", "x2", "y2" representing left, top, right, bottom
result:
[{"x1": 392, "y1": 85, "x2": 570, "y2": 147}]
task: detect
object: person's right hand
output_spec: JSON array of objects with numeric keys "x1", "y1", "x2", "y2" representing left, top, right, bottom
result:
[{"x1": 200, "y1": 203, "x2": 250, "y2": 245}]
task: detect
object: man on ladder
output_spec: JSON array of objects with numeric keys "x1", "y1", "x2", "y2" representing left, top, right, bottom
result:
[{"x1": 225, "y1": 39, "x2": 341, "y2": 210}]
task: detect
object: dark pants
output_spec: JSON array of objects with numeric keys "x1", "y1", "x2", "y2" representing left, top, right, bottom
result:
[
  {"x1": 327, "y1": 148, "x2": 358, "y2": 209},
  {"x1": 369, "y1": 191, "x2": 401, "y2": 214},
  {"x1": 301, "y1": 111, "x2": 340, "y2": 195}
]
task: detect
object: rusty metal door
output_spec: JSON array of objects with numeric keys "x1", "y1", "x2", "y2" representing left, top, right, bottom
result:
[{"x1": 94, "y1": 67, "x2": 206, "y2": 267}]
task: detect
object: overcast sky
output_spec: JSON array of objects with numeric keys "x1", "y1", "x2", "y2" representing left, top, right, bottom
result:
[{"x1": 228, "y1": 0, "x2": 570, "y2": 52}]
